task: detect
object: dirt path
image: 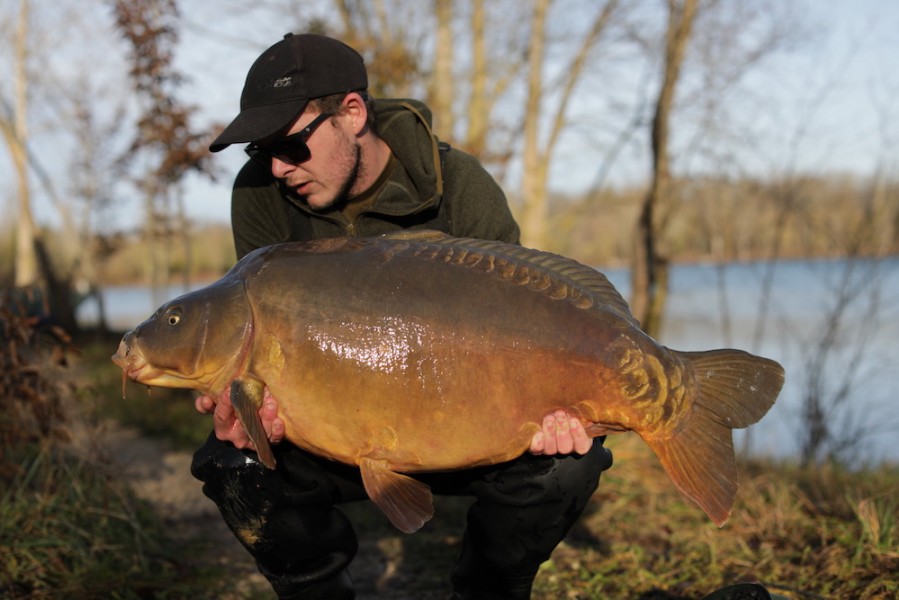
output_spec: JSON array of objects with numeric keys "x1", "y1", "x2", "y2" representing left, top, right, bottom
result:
[
  {"x1": 75, "y1": 420, "x2": 272, "y2": 598},
  {"x1": 76, "y1": 420, "x2": 459, "y2": 599}
]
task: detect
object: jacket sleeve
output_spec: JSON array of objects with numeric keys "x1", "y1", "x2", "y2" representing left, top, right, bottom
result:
[
  {"x1": 230, "y1": 161, "x2": 293, "y2": 259},
  {"x1": 442, "y1": 149, "x2": 521, "y2": 245}
]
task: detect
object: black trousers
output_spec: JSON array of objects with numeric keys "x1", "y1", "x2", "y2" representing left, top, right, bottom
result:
[{"x1": 191, "y1": 433, "x2": 612, "y2": 599}]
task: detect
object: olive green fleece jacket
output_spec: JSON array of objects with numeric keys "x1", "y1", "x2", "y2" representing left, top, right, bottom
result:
[{"x1": 229, "y1": 98, "x2": 520, "y2": 260}]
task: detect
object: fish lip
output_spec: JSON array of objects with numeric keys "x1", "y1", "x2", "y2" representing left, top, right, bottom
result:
[
  {"x1": 111, "y1": 343, "x2": 152, "y2": 382},
  {"x1": 122, "y1": 358, "x2": 155, "y2": 382}
]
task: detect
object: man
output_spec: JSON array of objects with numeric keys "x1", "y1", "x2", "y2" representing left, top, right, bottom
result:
[{"x1": 192, "y1": 33, "x2": 612, "y2": 599}]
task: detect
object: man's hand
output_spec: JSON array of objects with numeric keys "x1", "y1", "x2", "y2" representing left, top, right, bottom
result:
[
  {"x1": 194, "y1": 385, "x2": 285, "y2": 450},
  {"x1": 529, "y1": 410, "x2": 592, "y2": 456}
]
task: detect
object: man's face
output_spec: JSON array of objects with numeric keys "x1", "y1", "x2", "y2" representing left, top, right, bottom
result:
[{"x1": 267, "y1": 107, "x2": 362, "y2": 211}]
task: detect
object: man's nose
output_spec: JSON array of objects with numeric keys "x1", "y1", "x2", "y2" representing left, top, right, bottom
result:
[{"x1": 270, "y1": 157, "x2": 293, "y2": 179}]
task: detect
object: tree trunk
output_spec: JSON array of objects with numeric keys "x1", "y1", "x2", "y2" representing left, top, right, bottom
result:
[
  {"x1": 631, "y1": 0, "x2": 698, "y2": 336},
  {"x1": 8, "y1": 0, "x2": 39, "y2": 289},
  {"x1": 464, "y1": 0, "x2": 488, "y2": 156},
  {"x1": 430, "y1": 0, "x2": 455, "y2": 140},
  {"x1": 519, "y1": 0, "x2": 551, "y2": 249}
]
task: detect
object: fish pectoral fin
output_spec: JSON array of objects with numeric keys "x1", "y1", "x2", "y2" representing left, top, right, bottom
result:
[
  {"x1": 358, "y1": 457, "x2": 434, "y2": 534},
  {"x1": 230, "y1": 379, "x2": 276, "y2": 470}
]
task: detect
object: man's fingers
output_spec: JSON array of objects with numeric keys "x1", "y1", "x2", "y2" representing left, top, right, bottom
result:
[
  {"x1": 261, "y1": 398, "x2": 278, "y2": 421},
  {"x1": 571, "y1": 418, "x2": 592, "y2": 455},
  {"x1": 541, "y1": 413, "x2": 558, "y2": 455},
  {"x1": 211, "y1": 395, "x2": 252, "y2": 447},
  {"x1": 270, "y1": 418, "x2": 286, "y2": 443},
  {"x1": 530, "y1": 431, "x2": 545, "y2": 454},
  {"x1": 529, "y1": 410, "x2": 593, "y2": 456},
  {"x1": 259, "y1": 397, "x2": 286, "y2": 443},
  {"x1": 553, "y1": 411, "x2": 574, "y2": 455},
  {"x1": 212, "y1": 398, "x2": 235, "y2": 427},
  {"x1": 258, "y1": 388, "x2": 286, "y2": 444},
  {"x1": 194, "y1": 395, "x2": 215, "y2": 415}
]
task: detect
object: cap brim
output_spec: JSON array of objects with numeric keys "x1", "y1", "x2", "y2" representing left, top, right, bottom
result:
[{"x1": 209, "y1": 100, "x2": 308, "y2": 152}]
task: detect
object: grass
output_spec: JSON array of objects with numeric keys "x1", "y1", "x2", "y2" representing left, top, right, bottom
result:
[
  {"x1": 0, "y1": 447, "x2": 221, "y2": 599},
  {"x1": 530, "y1": 436, "x2": 898, "y2": 599},
  {"x1": 5, "y1": 325, "x2": 899, "y2": 598}
]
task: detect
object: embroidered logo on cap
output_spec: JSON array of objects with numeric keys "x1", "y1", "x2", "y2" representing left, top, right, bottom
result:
[{"x1": 273, "y1": 76, "x2": 293, "y2": 88}]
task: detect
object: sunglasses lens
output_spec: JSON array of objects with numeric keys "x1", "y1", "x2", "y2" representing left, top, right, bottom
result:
[
  {"x1": 245, "y1": 141, "x2": 310, "y2": 167},
  {"x1": 244, "y1": 112, "x2": 331, "y2": 168},
  {"x1": 272, "y1": 141, "x2": 311, "y2": 165},
  {"x1": 245, "y1": 146, "x2": 270, "y2": 167}
]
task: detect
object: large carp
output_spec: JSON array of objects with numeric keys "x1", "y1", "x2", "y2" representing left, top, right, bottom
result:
[{"x1": 112, "y1": 231, "x2": 784, "y2": 533}]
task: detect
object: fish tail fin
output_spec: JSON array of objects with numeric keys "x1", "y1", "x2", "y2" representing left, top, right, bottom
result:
[{"x1": 645, "y1": 349, "x2": 784, "y2": 526}]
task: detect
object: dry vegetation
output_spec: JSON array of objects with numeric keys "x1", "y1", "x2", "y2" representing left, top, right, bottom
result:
[{"x1": 0, "y1": 295, "x2": 224, "y2": 598}]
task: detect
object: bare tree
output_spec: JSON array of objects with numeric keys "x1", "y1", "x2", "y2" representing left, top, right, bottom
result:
[
  {"x1": 1, "y1": 0, "x2": 38, "y2": 289},
  {"x1": 429, "y1": 0, "x2": 455, "y2": 136},
  {"x1": 448, "y1": 0, "x2": 529, "y2": 171},
  {"x1": 112, "y1": 0, "x2": 217, "y2": 304},
  {"x1": 793, "y1": 73, "x2": 899, "y2": 465},
  {"x1": 462, "y1": 0, "x2": 488, "y2": 154},
  {"x1": 1, "y1": 1, "x2": 82, "y2": 331},
  {"x1": 518, "y1": 0, "x2": 621, "y2": 249},
  {"x1": 630, "y1": 0, "x2": 698, "y2": 337},
  {"x1": 333, "y1": 0, "x2": 430, "y2": 99}
]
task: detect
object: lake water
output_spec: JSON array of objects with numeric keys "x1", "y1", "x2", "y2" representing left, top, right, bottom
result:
[{"x1": 80, "y1": 256, "x2": 899, "y2": 465}]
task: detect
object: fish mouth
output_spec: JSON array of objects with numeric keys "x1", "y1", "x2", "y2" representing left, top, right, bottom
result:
[
  {"x1": 112, "y1": 337, "x2": 201, "y2": 389},
  {"x1": 112, "y1": 339, "x2": 156, "y2": 383}
]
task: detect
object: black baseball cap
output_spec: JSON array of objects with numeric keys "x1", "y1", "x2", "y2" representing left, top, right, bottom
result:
[{"x1": 209, "y1": 33, "x2": 367, "y2": 152}]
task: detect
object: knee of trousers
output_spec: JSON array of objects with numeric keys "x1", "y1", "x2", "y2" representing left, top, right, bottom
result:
[
  {"x1": 190, "y1": 433, "x2": 358, "y2": 566},
  {"x1": 190, "y1": 433, "x2": 292, "y2": 539},
  {"x1": 551, "y1": 437, "x2": 614, "y2": 497},
  {"x1": 479, "y1": 437, "x2": 613, "y2": 507},
  {"x1": 450, "y1": 441, "x2": 613, "y2": 593},
  {"x1": 191, "y1": 432, "x2": 269, "y2": 505}
]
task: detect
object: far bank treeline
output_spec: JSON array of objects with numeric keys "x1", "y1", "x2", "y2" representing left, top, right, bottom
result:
[{"x1": 1, "y1": 172, "x2": 897, "y2": 291}]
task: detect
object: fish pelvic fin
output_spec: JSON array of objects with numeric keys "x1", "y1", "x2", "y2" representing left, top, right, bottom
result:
[
  {"x1": 230, "y1": 379, "x2": 276, "y2": 469},
  {"x1": 647, "y1": 349, "x2": 784, "y2": 526},
  {"x1": 358, "y1": 457, "x2": 434, "y2": 534}
]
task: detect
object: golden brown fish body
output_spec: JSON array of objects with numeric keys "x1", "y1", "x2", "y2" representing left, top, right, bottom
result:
[{"x1": 113, "y1": 231, "x2": 784, "y2": 533}]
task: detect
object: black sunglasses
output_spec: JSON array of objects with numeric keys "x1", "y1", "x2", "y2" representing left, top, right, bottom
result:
[{"x1": 245, "y1": 111, "x2": 335, "y2": 167}]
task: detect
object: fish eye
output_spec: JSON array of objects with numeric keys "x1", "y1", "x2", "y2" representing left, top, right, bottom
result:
[{"x1": 166, "y1": 309, "x2": 181, "y2": 325}]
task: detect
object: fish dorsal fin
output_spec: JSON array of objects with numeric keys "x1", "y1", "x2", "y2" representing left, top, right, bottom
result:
[
  {"x1": 380, "y1": 230, "x2": 638, "y2": 327},
  {"x1": 379, "y1": 230, "x2": 451, "y2": 243},
  {"x1": 358, "y1": 457, "x2": 434, "y2": 534}
]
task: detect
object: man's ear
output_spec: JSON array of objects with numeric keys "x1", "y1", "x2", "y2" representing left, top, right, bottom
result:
[{"x1": 342, "y1": 92, "x2": 368, "y2": 135}]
